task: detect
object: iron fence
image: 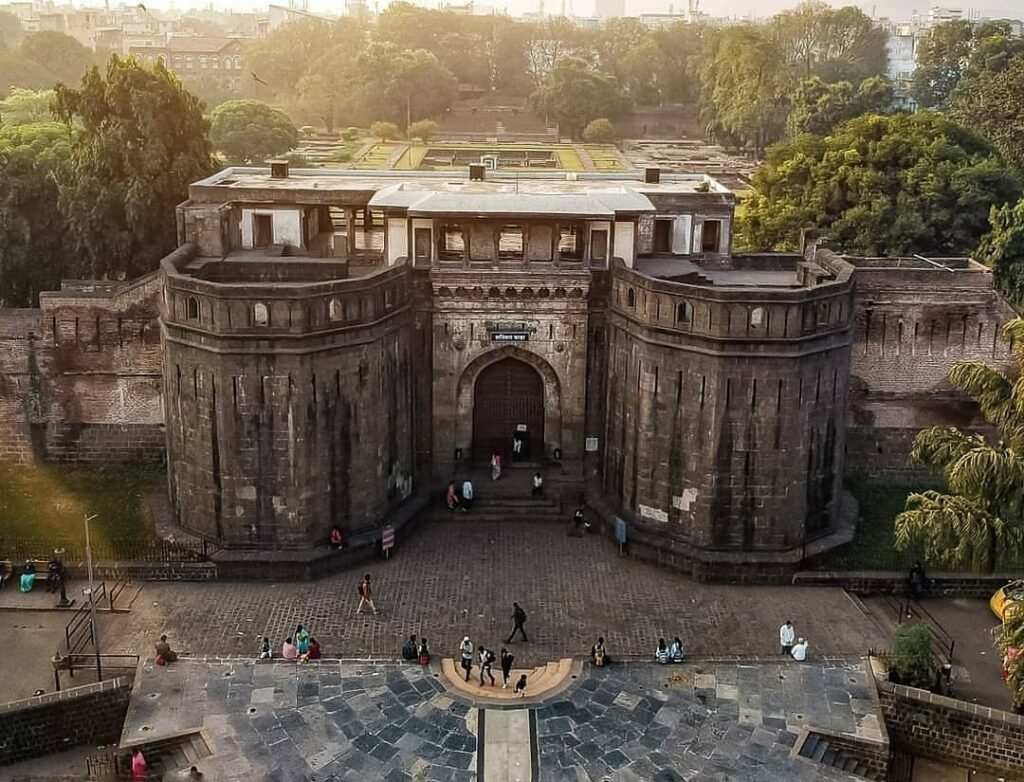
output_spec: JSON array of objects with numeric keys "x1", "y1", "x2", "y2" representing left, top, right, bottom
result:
[{"x1": 1, "y1": 536, "x2": 211, "y2": 564}]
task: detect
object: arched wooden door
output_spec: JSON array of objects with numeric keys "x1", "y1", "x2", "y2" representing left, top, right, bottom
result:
[{"x1": 472, "y1": 357, "x2": 544, "y2": 461}]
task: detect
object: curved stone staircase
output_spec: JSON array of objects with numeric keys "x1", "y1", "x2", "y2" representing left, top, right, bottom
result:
[{"x1": 440, "y1": 656, "x2": 578, "y2": 705}]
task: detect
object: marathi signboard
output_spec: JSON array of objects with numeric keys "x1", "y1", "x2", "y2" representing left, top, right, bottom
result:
[{"x1": 486, "y1": 321, "x2": 535, "y2": 343}]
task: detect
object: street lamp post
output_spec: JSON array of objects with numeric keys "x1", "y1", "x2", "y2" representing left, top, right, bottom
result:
[
  {"x1": 54, "y1": 547, "x2": 73, "y2": 608},
  {"x1": 84, "y1": 514, "x2": 102, "y2": 682}
]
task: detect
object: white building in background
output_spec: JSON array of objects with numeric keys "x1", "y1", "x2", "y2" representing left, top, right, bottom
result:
[{"x1": 594, "y1": 0, "x2": 625, "y2": 19}]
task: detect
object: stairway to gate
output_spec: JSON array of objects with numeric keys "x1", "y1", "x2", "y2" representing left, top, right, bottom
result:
[{"x1": 426, "y1": 464, "x2": 579, "y2": 525}]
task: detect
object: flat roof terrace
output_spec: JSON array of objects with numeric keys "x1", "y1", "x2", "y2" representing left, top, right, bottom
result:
[
  {"x1": 190, "y1": 166, "x2": 732, "y2": 200},
  {"x1": 636, "y1": 255, "x2": 809, "y2": 288}
]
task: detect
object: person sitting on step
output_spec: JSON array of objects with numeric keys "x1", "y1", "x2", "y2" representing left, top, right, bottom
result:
[{"x1": 514, "y1": 673, "x2": 528, "y2": 697}]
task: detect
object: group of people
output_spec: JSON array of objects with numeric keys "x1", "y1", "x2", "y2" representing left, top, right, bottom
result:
[
  {"x1": 656, "y1": 637, "x2": 685, "y2": 664},
  {"x1": 277, "y1": 624, "x2": 323, "y2": 662},
  {"x1": 457, "y1": 637, "x2": 528, "y2": 696},
  {"x1": 13, "y1": 552, "x2": 65, "y2": 594},
  {"x1": 446, "y1": 479, "x2": 474, "y2": 512},
  {"x1": 130, "y1": 748, "x2": 203, "y2": 781},
  {"x1": 779, "y1": 620, "x2": 809, "y2": 661},
  {"x1": 401, "y1": 634, "x2": 432, "y2": 665}
]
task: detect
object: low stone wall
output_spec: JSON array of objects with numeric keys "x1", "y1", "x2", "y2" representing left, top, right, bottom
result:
[
  {"x1": 33, "y1": 422, "x2": 166, "y2": 463},
  {"x1": 0, "y1": 678, "x2": 130, "y2": 765},
  {"x1": 65, "y1": 561, "x2": 219, "y2": 582},
  {"x1": 792, "y1": 570, "x2": 1022, "y2": 597},
  {"x1": 876, "y1": 678, "x2": 1024, "y2": 778}
]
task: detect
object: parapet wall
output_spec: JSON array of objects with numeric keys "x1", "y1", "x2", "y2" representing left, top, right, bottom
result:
[
  {"x1": 0, "y1": 275, "x2": 165, "y2": 464},
  {"x1": 845, "y1": 258, "x2": 1017, "y2": 481}
]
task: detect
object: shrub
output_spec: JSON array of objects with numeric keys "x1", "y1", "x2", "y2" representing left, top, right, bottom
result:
[
  {"x1": 892, "y1": 623, "x2": 935, "y2": 689},
  {"x1": 407, "y1": 119, "x2": 438, "y2": 141},
  {"x1": 342, "y1": 126, "x2": 360, "y2": 141},
  {"x1": 369, "y1": 121, "x2": 400, "y2": 142},
  {"x1": 582, "y1": 118, "x2": 618, "y2": 144}
]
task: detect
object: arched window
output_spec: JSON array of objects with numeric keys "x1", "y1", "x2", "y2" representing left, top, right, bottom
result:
[
  {"x1": 232, "y1": 55, "x2": 241, "y2": 70},
  {"x1": 676, "y1": 301, "x2": 691, "y2": 324},
  {"x1": 184, "y1": 55, "x2": 194, "y2": 69},
  {"x1": 253, "y1": 302, "x2": 269, "y2": 326},
  {"x1": 211, "y1": 57, "x2": 219, "y2": 69},
  {"x1": 750, "y1": 307, "x2": 765, "y2": 328},
  {"x1": 626, "y1": 288, "x2": 635, "y2": 308},
  {"x1": 224, "y1": 56, "x2": 232, "y2": 69},
  {"x1": 186, "y1": 297, "x2": 199, "y2": 320},
  {"x1": 199, "y1": 56, "x2": 207, "y2": 69},
  {"x1": 328, "y1": 298, "x2": 342, "y2": 321}
]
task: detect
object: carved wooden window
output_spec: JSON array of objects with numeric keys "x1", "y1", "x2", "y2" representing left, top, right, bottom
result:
[{"x1": 253, "y1": 302, "x2": 269, "y2": 326}]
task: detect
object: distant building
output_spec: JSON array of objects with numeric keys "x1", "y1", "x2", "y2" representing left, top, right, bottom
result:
[
  {"x1": 130, "y1": 36, "x2": 247, "y2": 93},
  {"x1": 594, "y1": 0, "x2": 625, "y2": 19}
]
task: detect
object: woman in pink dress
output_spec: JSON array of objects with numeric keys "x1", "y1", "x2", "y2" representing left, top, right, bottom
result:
[{"x1": 130, "y1": 748, "x2": 147, "y2": 780}]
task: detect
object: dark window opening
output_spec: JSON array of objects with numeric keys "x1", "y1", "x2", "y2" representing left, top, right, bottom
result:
[
  {"x1": 701, "y1": 220, "x2": 721, "y2": 253},
  {"x1": 653, "y1": 219, "x2": 672, "y2": 253},
  {"x1": 676, "y1": 301, "x2": 691, "y2": 324},
  {"x1": 438, "y1": 224, "x2": 465, "y2": 260},
  {"x1": 626, "y1": 288, "x2": 636, "y2": 308},
  {"x1": 591, "y1": 229, "x2": 608, "y2": 262},
  {"x1": 253, "y1": 214, "x2": 273, "y2": 248},
  {"x1": 186, "y1": 297, "x2": 199, "y2": 320}
]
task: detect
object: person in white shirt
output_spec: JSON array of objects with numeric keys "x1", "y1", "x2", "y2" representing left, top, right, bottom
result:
[
  {"x1": 779, "y1": 620, "x2": 795, "y2": 656},
  {"x1": 791, "y1": 638, "x2": 808, "y2": 661}
]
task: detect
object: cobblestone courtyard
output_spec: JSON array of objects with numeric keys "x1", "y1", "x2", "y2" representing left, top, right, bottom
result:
[{"x1": 108, "y1": 521, "x2": 884, "y2": 666}]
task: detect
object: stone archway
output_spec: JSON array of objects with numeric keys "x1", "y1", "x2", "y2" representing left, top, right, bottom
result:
[
  {"x1": 472, "y1": 358, "x2": 544, "y2": 461},
  {"x1": 456, "y1": 346, "x2": 562, "y2": 462}
]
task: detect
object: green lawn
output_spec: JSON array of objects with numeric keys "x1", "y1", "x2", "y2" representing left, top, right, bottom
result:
[
  {"x1": 0, "y1": 463, "x2": 163, "y2": 559},
  {"x1": 583, "y1": 144, "x2": 626, "y2": 172}
]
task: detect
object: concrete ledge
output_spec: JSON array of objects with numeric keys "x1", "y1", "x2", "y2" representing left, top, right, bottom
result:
[{"x1": 793, "y1": 570, "x2": 1024, "y2": 597}]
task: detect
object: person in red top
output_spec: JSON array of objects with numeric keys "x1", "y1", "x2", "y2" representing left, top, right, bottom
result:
[
  {"x1": 307, "y1": 638, "x2": 322, "y2": 660},
  {"x1": 329, "y1": 527, "x2": 345, "y2": 550}
]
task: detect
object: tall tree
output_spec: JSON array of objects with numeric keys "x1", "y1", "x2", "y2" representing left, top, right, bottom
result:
[
  {"x1": 911, "y1": 20, "x2": 1024, "y2": 109},
  {"x1": 786, "y1": 75, "x2": 893, "y2": 136},
  {"x1": 950, "y1": 54, "x2": 1024, "y2": 173},
  {"x1": 737, "y1": 112, "x2": 1021, "y2": 255},
  {"x1": 19, "y1": 31, "x2": 95, "y2": 86},
  {"x1": 245, "y1": 18, "x2": 339, "y2": 101},
  {"x1": 771, "y1": 2, "x2": 887, "y2": 83},
  {"x1": 529, "y1": 56, "x2": 629, "y2": 139},
  {"x1": 355, "y1": 44, "x2": 457, "y2": 129},
  {"x1": 895, "y1": 319, "x2": 1024, "y2": 572},
  {"x1": 976, "y1": 197, "x2": 1024, "y2": 310},
  {"x1": 210, "y1": 100, "x2": 298, "y2": 163},
  {"x1": 0, "y1": 122, "x2": 73, "y2": 306},
  {"x1": 54, "y1": 56, "x2": 216, "y2": 280},
  {"x1": 702, "y1": 26, "x2": 793, "y2": 154}
]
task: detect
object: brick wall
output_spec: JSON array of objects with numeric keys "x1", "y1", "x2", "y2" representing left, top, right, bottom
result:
[
  {"x1": 0, "y1": 678, "x2": 130, "y2": 765},
  {"x1": 876, "y1": 678, "x2": 1024, "y2": 778}
]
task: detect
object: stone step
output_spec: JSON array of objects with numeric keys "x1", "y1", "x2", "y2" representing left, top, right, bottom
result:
[{"x1": 440, "y1": 656, "x2": 575, "y2": 704}]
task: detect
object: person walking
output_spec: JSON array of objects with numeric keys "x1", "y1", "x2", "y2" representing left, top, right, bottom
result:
[
  {"x1": 478, "y1": 645, "x2": 496, "y2": 686},
  {"x1": 357, "y1": 574, "x2": 379, "y2": 615},
  {"x1": 570, "y1": 505, "x2": 585, "y2": 536},
  {"x1": 506, "y1": 601, "x2": 528, "y2": 643},
  {"x1": 779, "y1": 620, "x2": 795, "y2": 656},
  {"x1": 491, "y1": 451, "x2": 502, "y2": 481},
  {"x1": 532, "y1": 472, "x2": 543, "y2": 497},
  {"x1": 459, "y1": 636, "x2": 474, "y2": 682},
  {"x1": 499, "y1": 647, "x2": 515, "y2": 688}
]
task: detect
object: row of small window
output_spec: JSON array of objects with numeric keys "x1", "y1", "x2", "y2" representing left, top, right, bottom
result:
[
  {"x1": 437, "y1": 224, "x2": 590, "y2": 262},
  {"x1": 183, "y1": 294, "x2": 395, "y2": 326},
  {"x1": 143, "y1": 53, "x2": 242, "y2": 70},
  {"x1": 624, "y1": 288, "x2": 834, "y2": 330}
]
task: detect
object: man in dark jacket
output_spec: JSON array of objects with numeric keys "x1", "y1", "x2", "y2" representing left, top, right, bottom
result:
[{"x1": 506, "y1": 601, "x2": 528, "y2": 643}]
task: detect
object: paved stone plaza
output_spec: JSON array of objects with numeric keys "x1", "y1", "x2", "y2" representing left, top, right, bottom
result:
[
  {"x1": 119, "y1": 657, "x2": 880, "y2": 781},
  {"x1": 110, "y1": 521, "x2": 885, "y2": 667}
]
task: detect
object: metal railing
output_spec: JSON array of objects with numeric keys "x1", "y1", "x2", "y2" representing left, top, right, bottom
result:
[
  {"x1": 884, "y1": 594, "x2": 956, "y2": 666},
  {"x1": 2, "y1": 537, "x2": 212, "y2": 564}
]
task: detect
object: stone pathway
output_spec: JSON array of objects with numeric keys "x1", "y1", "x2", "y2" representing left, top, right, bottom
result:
[
  {"x1": 118, "y1": 657, "x2": 883, "y2": 782},
  {"x1": 111, "y1": 521, "x2": 885, "y2": 669}
]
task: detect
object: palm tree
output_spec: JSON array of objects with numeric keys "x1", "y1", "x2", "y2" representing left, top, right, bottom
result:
[{"x1": 895, "y1": 319, "x2": 1024, "y2": 572}]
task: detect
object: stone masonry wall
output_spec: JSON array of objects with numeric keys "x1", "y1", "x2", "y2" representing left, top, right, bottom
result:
[
  {"x1": 0, "y1": 276, "x2": 165, "y2": 464},
  {"x1": 0, "y1": 678, "x2": 131, "y2": 765},
  {"x1": 847, "y1": 264, "x2": 1017, "y2": 482},
  {"x1": 877, "y1": 679, "x2": 1024, "y2": 778}
]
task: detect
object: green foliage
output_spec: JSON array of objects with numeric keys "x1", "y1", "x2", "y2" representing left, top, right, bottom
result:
[
  {"x1": 701, "y1": 26, "x2": 793, "y2": 154},
  {"x1": 530, "y1": 57, "x2": 629, "y2": 140},
  {"x1": 786, "y1": 76, "x2": 893, "y2": 136},
  {"x1": 895, "y1": 319, "x2": 1024, "y2": 573},
  {"x1": 0, "y1": 88, "x2": 54, "y2": 125},
  {"x1": 370, "y1": 121, "x2": 399, "y2": 141},
  {"x1": 771, "y1": 1, "x2": 889, "y2": 83},
  {"x1": 210, "y1": 99, "x2": 299, "y2": 163},
  {"x1": 19, "y1": 31, "x2": 95, "y2": 86},
  {"x1": 54, "y1": 56, "x2": 216, "y2": 281},
  {"x1": 977, "y1": 198, "x2": 1024, "y2": 309},
  {"x1": 356, "y1": 44, "x2": 457, "y2": 128},
  {"x1": 996, "y1": 604, "x2": 1024, "y2": 708},
  {"x1": 892, "y1": 623, "x2": 935, "y2": 689},
  {"x1": 406, "y1": 119, "x2": 438, "y2": 141},
  {"x1": 737, "y1": 112, "x2": 1021, "y2": 255},
  {"x1": 582, "y1": 118, "x2": 617, "y2": 143},
  {"x1": 0, "y1": 122, "x2": 73, "y2": 306},
  {"x1": 0, "y1": 10, "x2": 23, "y2": 49},
  {"x1": 911, "y1": 20, "x2": 1024, "y2": 109},
  {"x1": 950, "y1": 54, "x2": 1024, "y2": 173}
]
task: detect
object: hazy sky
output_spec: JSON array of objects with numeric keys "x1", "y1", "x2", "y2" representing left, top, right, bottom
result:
[{"x1": 157, "y1": 0, "x2": 1023, "y2": 20}]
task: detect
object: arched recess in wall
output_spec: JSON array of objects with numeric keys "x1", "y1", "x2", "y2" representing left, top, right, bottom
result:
[{"x1": 454, "y1": 345, "x2": 563, "y2": 461}]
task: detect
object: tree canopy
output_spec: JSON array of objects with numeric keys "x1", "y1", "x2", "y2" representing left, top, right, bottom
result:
[
  {"x1": 210, "y1": 99, "x2": 299, "y2": 163},
  {"x1": 950, "y1": 54, "x2": 1024, "y2": 173},
  {"x1": 737, "y1": 112, "x2": 1021, "y2": 255},
  {"x1": 0, "y1": 122, "x2": 73, "y2": 307},
  {"x1": 0, "y1": 88, "x2": 55, "y2": 125},
  {"x1": 785, "y1": 75, "x2": 892, "y2": 137},
  {"x1": 530, "y1": 57, "x2": 629, "y2": 140},
  {"x1": 895, "y1": 319, "x2": 1024, "y2": 572},
  {"x1": 976, "y1": 197, "x2": 1024, "y2": 310},
  {"x1": 355, "y1": 44, "x2": 457, "y2": 129},
  {"x1": 54, "y1": 56, "x2": 216, "y2": 280}
]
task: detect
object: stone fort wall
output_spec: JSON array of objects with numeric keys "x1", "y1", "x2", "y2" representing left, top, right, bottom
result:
[{"x1": 0, "y1": 275, "x2": 164, "y2": 465}]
